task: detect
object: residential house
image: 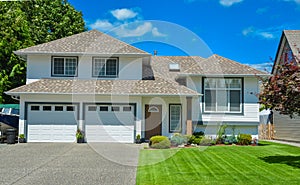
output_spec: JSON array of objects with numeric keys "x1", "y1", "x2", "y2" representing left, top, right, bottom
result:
[
  {"x1": 271, "y1": 30, "x2": 300, "y2": 142},
  {"x1": 6, "y1": 30, "x2": 268, "y2": 142}
]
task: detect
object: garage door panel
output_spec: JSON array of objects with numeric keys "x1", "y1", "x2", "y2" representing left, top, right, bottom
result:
[
  {"x1": 85, "y1": 104, "x2": 135, "y2": 143},
  {"x1": 27, "y1": 104, "x2": 78, "y2": 142}
]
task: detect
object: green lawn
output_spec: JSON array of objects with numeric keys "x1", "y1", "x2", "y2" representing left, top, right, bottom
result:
[{"x1": 137, "y1": 141, "x2": 300, "y2": 185}]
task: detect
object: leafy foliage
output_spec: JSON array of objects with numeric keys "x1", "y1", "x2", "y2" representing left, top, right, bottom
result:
[
  {"x1": 259, "y1": 47, "x2": 300, "y2": 117},
  {"x1": 216, "y1": 124, "x2": 227, "y2": 144},
  {"x1": 237, "y1": 134, "x2": 252, "y2": 145},
  {"x1": 0, "y1": 1, "x2": 85, "y2": 103},
  {"x1": 149, "y1": 136, "x2": 169, "y2": 146},
  {"x1": 170, "y1": 133, "x2": 188, "y2": 146},
  {"x1": 151, "y1": 139, "x2": 171, "y2": 149}
]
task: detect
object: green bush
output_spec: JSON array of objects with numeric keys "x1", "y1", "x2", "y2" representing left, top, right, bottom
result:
[
  {"x1": 237, "y1": 134, "x2": 252, "y2": 145},
  {"x1": 151, "y1": 139, "x2": 171, "y2": 149},
  {"x1": 224, "y1": 135, "x2": 237, "y2": 144},
  {"x1": 150, "y1": 136, "x2": 169, "y2": 146},
  {"x1": 188, "y1": 131, "x2": 205, "y2": 145},
  {"x1": 199, "y1": 138, "x2": 212, "y2": 146},
  {"x1": 193, "y1": 131, "x2": 204, "y2": 137},
  {"x1": 170, "y1": 133, "x2": 188, "y2": 146}
]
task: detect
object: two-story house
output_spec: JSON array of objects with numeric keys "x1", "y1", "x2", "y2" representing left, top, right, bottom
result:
[{"x1": 6, "y1": 30, "x2": 268, "y2": 143}]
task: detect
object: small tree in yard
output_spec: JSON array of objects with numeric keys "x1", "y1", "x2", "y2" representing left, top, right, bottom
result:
[{"x1": 259, "y1": 47, "x2": 300, "y2": 118}]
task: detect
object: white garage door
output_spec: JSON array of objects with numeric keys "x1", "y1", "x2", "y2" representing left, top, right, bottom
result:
[
  {"x1": 85, "y1": 104, "x2": 135, "y2": 143},
  {"x1": 27, "y1": 104, "x2": 78, "y2": 142}
]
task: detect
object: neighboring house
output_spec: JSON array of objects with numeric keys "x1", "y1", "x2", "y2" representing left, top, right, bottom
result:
[
  {"x1": 6, "y1": 30, "x2": 268, "y2": 143},
  {"x1": 271, "y1": 30, "x2": 300, "y2": 142}
]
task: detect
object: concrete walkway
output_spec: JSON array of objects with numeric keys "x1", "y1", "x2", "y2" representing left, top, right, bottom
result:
[{"x1": 265, "y1": 140, "x2": 300, "y2": 147}]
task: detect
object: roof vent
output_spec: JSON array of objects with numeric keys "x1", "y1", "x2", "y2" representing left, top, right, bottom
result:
[{"x1": 169, "y1": 63, "x2": 180, "y2": 71}]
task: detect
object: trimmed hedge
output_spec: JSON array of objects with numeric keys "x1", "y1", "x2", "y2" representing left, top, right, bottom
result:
[
  {"x1": 151, "y1": 139, "x2": 171, "y2": 149},
  {"x1": 237, "y1": 134, "x2": 252, "y2": 145},
  {"x1": 150, "y1": 136, "x2": 169, "y2": 146}
]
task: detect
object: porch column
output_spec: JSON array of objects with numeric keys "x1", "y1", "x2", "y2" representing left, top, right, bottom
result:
[{"x1": 186, "y1": 97, "x2": 193, "y2": 135}]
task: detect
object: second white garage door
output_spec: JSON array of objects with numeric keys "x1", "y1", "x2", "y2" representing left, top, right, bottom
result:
[
  {"x1": 85, "y1": 104, "x2": 135, "y2": 143},
  {"x1": 27, "y1": 104, "x2": 78, "y2": 142}
]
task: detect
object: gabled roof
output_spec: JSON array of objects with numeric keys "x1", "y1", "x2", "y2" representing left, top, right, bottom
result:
[
  {"x1": 272, "y1": 30, "x2": 300, "y2": 74},
  {"x1": 6, "y1": 78, "x2": 200, "y2": 96},
  {"x1": 14, "y1": 30, "x2": 149, "y2": 56},
  {"x1": 283, "y1": 30, "x2": 300, "y2": 55},
  {"x1": 151, "y1": 55, "x2": 268, "y2": 78}
]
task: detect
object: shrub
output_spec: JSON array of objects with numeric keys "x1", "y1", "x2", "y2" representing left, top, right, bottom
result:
[
  {"x1": 19, "y1": 134, "x2": 25, "y2": 139},
  {"x1": 170, "y1": 133, "x2": 188, "y2": 146},
  {"x1": 216, "y1": 124, "x2": 227, "y2": 144},
  {"x1": 193, "y1": 131, "x2": 204, "y2": 137},
  {"x1": 151, "y1": 139, "x2": 171, "y2": 149},
  {"x1": 150, "y1": 136, "x2": 168, "y2": 146},
  {"x1": 200, "y1": 138, "x2": 212, "y2": 146},
  {"x1": 224, "y1": 135, "x2": 237, "y2": 144},
  {"x1": 237, "y1": 134, "x2": 252, "y2": 145},
  {"x1": 188, "y1": 131, "x2": 205, "y2": 145}
]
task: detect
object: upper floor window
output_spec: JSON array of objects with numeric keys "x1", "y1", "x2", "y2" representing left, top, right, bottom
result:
[
  {"x1": 52, "y1": 57, "x2": 77, "y2": 77},
  {"x1": 93, "y1": 57, "x2": 118, "y2": 78},
  {"x1": 204, "y1": 78, "x2": 243, "y2": 113}
]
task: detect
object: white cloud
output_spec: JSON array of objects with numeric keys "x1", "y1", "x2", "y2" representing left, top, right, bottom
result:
[
  {"x1": 111, "y1": 8, "x2": 138, "y2": 21},
  {"x1": 259, "y1": 32, "x2": 274, "y2": 39},
  {"x1": 242, "y1": 26, "x2": 281, "y2": 39},
  {"x1": 247, "y1": 62, "x2": 273, "y2": 73},
  {"x1": 284, "y1": 0, "x2": 300, "y2": 4},
  {"x1": 152, "y1": 27, "x2": 167, "y2": 37},
  {"x1": 90, "y1": 20, "x2": 114, "y2": 30},
  {"x1": 219, "y1": 0, "x2": 243, "y2": 7},
  {"x1": 114, "y1": 22, "x2": 153, "y2": 37}
]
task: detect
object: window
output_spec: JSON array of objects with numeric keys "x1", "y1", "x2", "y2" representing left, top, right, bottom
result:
[
  {"x1": 31, "y1": 106, "x2": 40, "y2": 111},
  {"x1": 93, "y1": 58, "x2": 118, "y2": 77},
  {"x1": 67, "y1": 106, "x2": 75, "y2": 111},
  {"x1": 204, "y1": 78, "x2": 242, "y2": 113},
  {"x1": 52, "y1": 57, "x2": 77, "y2": 76},
  {"x1": 112, "y1": 106, "x2": 120, "y2": 111},
  {"x1": 99, "y1": 106, "x2": 109, "y2": 111},
  {"x1": 55, "y1": 106, "x2": 64, "y2": 111},
  {"x1": 169, "y1": 104, "x2": 181, "y2": 132},
  {"x1": 123, "y1": 106, "x2": 131, "y2": 112},
  {"x1": 43, "y1": 106, "x2": 52, "y2": 111}
]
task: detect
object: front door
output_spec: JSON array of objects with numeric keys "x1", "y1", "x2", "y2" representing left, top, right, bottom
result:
[{"x1": 145, "y1": 105, "x2": 162, "y2": 140}]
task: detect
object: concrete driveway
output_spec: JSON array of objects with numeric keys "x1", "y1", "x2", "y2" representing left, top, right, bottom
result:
[{"x1": 0, "y1": 143, "x2": 142, "y2": 185}]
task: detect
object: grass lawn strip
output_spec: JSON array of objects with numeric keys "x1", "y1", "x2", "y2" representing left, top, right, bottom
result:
[{"x1": 137, "y1": 141, "x2": 300, "y2": 185}]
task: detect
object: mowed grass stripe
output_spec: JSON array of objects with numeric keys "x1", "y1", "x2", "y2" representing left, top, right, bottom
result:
[{"x1": 137, "y1": 142, "x2": 300, "y2": 185}]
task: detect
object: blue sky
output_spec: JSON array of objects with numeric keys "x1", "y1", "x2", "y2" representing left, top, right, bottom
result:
[{"x1": 69, "y1": 0, "x2": 300, "y2": 72}]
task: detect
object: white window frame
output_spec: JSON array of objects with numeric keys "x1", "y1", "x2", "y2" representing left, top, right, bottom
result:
[
  {"x1": 169, "y1": 104, "x2": 182, "y2": 133},
  {"x1": 204, "y1": 78, "x2": 242, "y2": 113},
  {"x1": 52, "y1": 57, "x2": 78, "y2": 77},
  {"x1": 92, "y1": 57, "x2": 118, "y2": 78}
]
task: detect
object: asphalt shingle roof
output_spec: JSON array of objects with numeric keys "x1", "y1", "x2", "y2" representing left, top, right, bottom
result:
[
  {"x1": 151, "y1": 55, "x2": 268, "y2": 78},
  {"x1": 14, "y1": 30, "x2": 149, "y2": 56},
  {"x1": 6, "y1": 78, "x2": 200, "y2": 96},
  {"x1": 284, "y1": 30, "x2": 300, "y2": 56}
]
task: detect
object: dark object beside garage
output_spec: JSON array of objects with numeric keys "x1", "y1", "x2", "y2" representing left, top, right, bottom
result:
[{"x1": 6, "y1": 129, "x2": 16, "y2": 144}]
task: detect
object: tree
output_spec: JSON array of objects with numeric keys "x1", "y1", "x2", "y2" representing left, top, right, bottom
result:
[
  {"x1": 0, "y1": 0, "x2": 85, "y2": 103},
  {"x1": 259, "y1": 51, "x2": 300, "y2": 118}
]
